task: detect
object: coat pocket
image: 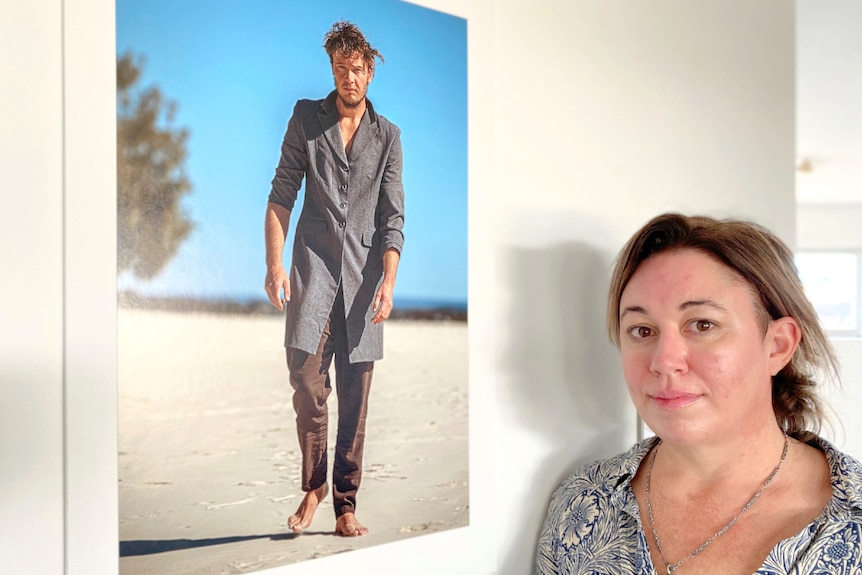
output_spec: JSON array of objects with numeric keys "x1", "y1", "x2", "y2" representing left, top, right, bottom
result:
[{"x1": 361, "y1": 229, "x2": 377, "y2": 248}]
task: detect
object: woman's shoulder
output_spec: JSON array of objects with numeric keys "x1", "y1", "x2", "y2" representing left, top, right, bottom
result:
[
  {"x1": 809, "y1": 436, "x2": 862, "y2": 518},
  {"x1": 763, "y1": 438, "x2": 862, "y2": 574},
  {"x1": 550, "y1": 437, "x2": 658, "y2": 504},
  {"x1": 538, "y1": 440, "x2": 656, "y2": 574}
]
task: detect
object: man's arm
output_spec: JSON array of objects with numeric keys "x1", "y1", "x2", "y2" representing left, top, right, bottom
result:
[
  {"x1": 371, "y1": 247, "x2": 400, "y2": 324},
  {"x1": 371, "y1": 125, "x2": 405, "y2": 325},
  {"x1": 264, "y1": 202, "x2": 292, "y2": 310},
  {"x1": 376, "y1": 129, "x2": 405, "y2": 255},
  {"x1": 265, "y1": 103, "x2": 306, "y2": 310}
]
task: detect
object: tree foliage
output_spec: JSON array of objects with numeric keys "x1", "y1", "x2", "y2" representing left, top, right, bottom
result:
[{"x1": 117, "y1": 52, "x2": 193, "y2": 280}]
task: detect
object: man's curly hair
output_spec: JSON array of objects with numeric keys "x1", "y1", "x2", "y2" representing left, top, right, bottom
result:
[{"x1": 323, "y1": 21, "x2": 384, "y2": 72}]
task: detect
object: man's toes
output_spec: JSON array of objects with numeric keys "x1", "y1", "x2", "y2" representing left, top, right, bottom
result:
[
  {"x1": 336, "y1": 515, "x2": 368, "y2": 537},
  {"x1": 288, "y1": 515, "x2": 304, "y2": 532}
]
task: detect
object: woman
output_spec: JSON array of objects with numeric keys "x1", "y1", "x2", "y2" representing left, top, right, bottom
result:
[{"x1": 536, "y1": 213, "x2": 862, "y2": 575}]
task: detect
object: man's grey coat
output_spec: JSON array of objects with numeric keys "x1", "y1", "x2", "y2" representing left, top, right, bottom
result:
[{"x1": 269, "y1": 91, "x2": 404, "y2": 363}]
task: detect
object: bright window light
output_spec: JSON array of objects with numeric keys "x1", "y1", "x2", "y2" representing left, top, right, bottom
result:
[{"x1": 795, "y1": 252, "x2": 859, "y2": 332}]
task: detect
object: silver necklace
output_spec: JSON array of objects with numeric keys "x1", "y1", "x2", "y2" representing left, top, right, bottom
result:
[{"x1": 644, "y1": 434, "x2": 789, "y2": 575}]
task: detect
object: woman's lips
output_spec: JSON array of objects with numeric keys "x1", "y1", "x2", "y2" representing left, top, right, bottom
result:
[{"x1": 650, "y1": 391, "x2": 701, "y2": 410}]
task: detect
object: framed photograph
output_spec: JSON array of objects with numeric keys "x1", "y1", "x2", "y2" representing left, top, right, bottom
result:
[{"x1": 64, "y1": 0, "x2": 496, "y2": 574}]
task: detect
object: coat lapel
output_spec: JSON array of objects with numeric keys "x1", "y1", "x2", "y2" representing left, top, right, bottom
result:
[
  {"x1": 318, "y1": 92, "x2": 348, "y2": 168},
  {"x1": 347, "y1": 99, "x2": 380, "y2": 164}
]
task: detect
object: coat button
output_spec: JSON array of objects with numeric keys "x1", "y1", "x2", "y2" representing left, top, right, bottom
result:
[
  {"x1": 339, "y1": 221, "x2": 345, "y2": 228},
  {"x1": 340, "y1": 203, "x2": 346, "y2": 208},
  {"x1": 340, "y1": 184, "x2": 348, "y2": 190}
]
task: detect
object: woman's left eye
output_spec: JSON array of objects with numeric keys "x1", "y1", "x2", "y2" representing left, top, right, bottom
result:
[{"x1": 690, "y1": 320, "x2": 714, "y2": 332}]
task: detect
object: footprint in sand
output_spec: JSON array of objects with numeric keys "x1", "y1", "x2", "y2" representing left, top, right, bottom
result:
[
  {"x1": 200, "y1": 495, "x2": 258, "y2": 510},
  {"x1": 436, "y1": 480, "x2": 468, "y2": 488},
  {"x1": 398, "y1": 520, "x2": 450, "y2": 534},
  {"x1": 365, "y1": 462, "x2": 407, "y2": 481}
]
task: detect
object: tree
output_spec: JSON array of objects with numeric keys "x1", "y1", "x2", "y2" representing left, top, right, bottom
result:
[{"x1": 117, "y1": 52, "x2": 193, "y2": 280}]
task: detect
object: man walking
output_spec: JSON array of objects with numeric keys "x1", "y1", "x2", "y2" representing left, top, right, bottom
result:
[{"x1": 263, "y1": 21, "x2": 404, "y2": 537}]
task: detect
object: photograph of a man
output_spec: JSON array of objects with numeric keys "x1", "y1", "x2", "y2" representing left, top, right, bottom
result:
[{"x1": 263, "y1": 21, "x2": 404, "y2": 538}]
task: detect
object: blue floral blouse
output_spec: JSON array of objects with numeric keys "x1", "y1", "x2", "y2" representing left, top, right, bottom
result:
[{"x1": 536, "y1": 436, "x2": 862, "y2": 574}]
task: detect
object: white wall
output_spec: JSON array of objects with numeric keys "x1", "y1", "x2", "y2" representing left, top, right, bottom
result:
[
  {"x1": 796, "y1": 205, "x2": 862, "y2": 461},
  {"x1": 798, "y1": 205, "x2": 862, "y2": 249},
  {"x1": 795, "y1": 0, "x2": 862, "y2": 476},
  {"x1": 1, "y1": 1, "x2": 796, "y2": 574},
  {"x1": 820, "y1": 339, "x2": 862, "y2": 457},
  {"x1": 0, "y1": 1, "x2": 65, "y2": 573},
  {"x1": 493, "y1": 2, "x2": 795, "y2": 573}
]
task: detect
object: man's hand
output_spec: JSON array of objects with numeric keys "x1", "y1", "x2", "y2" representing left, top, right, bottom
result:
[
  {"x1": 265, "y1": 266, "x2": 291, "y2": 311},
  {"x1": 264, "y1": 202, "x2": 292, "y2": 310},
  {"x1": 371, "y1": 248, "x2": 400, "y2": 325},
  {"x1": 371, "y1": 282, "x2": 394, "y2": 324}
]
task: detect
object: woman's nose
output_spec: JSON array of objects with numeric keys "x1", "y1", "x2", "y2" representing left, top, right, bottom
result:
[{"x1": 649, "y1": 332, "x2": 688, "y2": 375}]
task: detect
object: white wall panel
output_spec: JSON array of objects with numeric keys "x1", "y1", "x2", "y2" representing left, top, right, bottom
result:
[{"x1": 0, "y1": 0, "x2": 65, "y2": 573}]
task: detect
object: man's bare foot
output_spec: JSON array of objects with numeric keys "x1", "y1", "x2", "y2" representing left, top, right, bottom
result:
[
  {"x1": 287, "y1": 483, "x2": 327, "y2": 533},
  {"x1": 335, "y1": 512, "x2": 368, "y2": 537}
]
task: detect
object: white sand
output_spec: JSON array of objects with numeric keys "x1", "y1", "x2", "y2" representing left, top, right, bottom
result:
[{"x1": 118, "y1": 309, "x2": 468, "y2": 575}]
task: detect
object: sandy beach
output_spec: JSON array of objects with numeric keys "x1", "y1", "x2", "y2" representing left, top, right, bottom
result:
[{"x1": 118, "y1": 309, "x2": 468, "y2": 575}]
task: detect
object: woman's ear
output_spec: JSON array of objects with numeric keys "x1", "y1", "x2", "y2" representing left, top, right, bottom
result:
[{"x1": 768, "y1": 316, "x2": 802, "y2": 376}]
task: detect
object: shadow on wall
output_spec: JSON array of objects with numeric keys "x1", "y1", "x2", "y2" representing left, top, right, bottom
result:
[{"x1": 497, "y1": 241, "x2": 633, "y2": 575}]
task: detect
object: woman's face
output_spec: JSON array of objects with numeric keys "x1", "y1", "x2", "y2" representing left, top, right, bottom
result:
[{"x1": 618, "y1": 249, "x2": 792, "y2": 445}]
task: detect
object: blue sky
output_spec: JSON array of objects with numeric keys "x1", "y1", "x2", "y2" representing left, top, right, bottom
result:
[{"x1": 116, "y1": 0, "x2": 467, "y2": 305}]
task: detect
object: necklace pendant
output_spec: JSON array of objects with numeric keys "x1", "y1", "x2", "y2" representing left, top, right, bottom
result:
[{"x1": 666, "y1": 566, "x2": 675, "y2": 575}]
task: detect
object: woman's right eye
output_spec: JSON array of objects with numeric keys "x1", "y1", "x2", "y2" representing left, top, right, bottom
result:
[{"x1": 627, "y1": 326, "x2": 654, "y2": 339}]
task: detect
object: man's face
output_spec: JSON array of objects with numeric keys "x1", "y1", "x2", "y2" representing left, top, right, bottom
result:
[{"x1": 332, "y1": 51, "x2": 373, "y2": 109}]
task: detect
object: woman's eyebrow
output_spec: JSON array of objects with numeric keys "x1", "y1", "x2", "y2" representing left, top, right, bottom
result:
[
  {"x1": 680, "y1": 299, "x2": 727, "y2": 312},
  {"x1": 619, "y1": 305, "x2": 646, "y2": 320},
  {"x1": 620, "y1": 300, "x2": 727, "y2": 320}
]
